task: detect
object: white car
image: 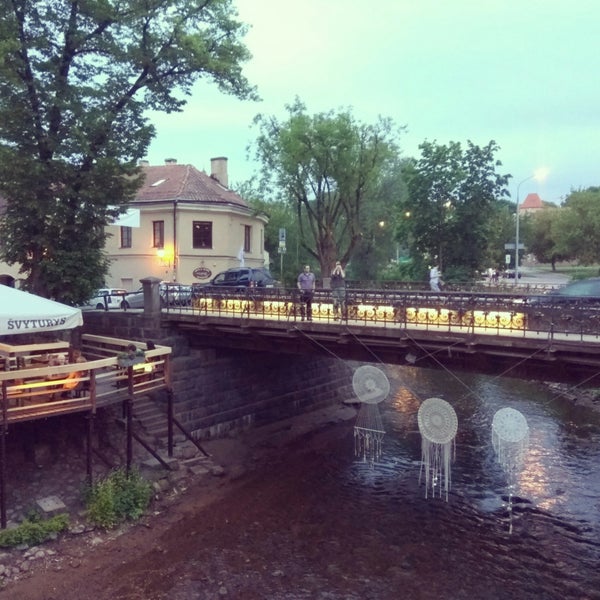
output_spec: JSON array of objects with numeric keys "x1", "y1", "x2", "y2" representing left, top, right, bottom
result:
[{"x1": 83, "y1": 288, "x2": 128, "y2": 310}]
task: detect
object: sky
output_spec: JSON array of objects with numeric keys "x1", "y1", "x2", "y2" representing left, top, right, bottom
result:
[{"x1": 144, "y1": 0, "x2": 600, "y2": 206}]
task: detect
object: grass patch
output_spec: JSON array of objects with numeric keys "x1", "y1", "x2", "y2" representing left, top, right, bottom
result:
[
  {"x1": 0, "y1": 513, "x2": 69, "y2": 548},
  {"x1": 530, "y1": 263, "x2": 600, "y2": 280},
  {"x1": 84, "y1": 468, "x2": 152, "y2": 529}
]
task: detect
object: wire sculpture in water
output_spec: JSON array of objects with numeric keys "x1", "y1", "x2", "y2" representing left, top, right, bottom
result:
[
  {"x1": 352, "y1": 365, "x2": 390, "y2": 466},
  {"x1": 492, "y1": 407, "x2": 529, "y2": 534},
  {"x1": 417, "y1": 397, "x2": 458, "y2": 501}
]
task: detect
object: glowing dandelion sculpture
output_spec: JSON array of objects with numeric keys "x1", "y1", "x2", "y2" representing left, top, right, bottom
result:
[
  {"x1": 492, "y1": 407, "x2": 529, "y2": 534},
  {"x1": 418, "y1": 397, "x2": 458, "y2": 501},
  {"x1": 353, "y1": 365, "x2": 390, "y2": 465}
]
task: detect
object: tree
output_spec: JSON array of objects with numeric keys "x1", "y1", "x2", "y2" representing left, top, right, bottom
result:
[
  {"x1": 527, "y1": 207, "x2": 569, "y2": 270},
  {"x1": 0, "y1": 0, "x2": 255, "y2": 303},
  {"x1": 551, "y1": 187, "x2": 600, "y2": 265},
  {"x1": 401, "y1": 140, "x2": 510, "y2": 280},
  {"x1": 349, "y1": 157, "x2": 408, "y2": 281},
  {"x1": 251, "y1": 99, "x2": 402, "y2": 277}
]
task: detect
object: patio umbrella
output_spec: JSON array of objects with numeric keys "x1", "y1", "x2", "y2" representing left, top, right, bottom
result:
[{"x1": 0, "y1": 285, "x2": 83, "y2": 336}]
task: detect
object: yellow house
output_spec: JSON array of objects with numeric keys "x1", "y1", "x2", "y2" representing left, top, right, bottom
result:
[
  {"x1": 0, "y1": 157, "x2": 268, "y2": 290},
  {"x1": 105, "y1": 156, "x2": 268, "y2": 290}
]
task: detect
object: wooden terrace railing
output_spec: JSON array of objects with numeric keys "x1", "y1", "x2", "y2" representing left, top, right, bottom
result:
[{"x1": 0, "y1": 334, "x2": 172, "y2": 426}]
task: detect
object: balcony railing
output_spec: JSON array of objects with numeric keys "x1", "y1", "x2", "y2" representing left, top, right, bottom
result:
[{"x1": 0, "y1": 334, "x2": 172, "y2": 426}]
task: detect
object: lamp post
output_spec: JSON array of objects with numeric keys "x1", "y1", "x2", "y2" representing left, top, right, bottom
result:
[
  {"x1": 514, "y1": 175, "x2": 534, "y2": 283},
  {"x1": 514, "y1": 167, "x2": 550, "y2": 283}
]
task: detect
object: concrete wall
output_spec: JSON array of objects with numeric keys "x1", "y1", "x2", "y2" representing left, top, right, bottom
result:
[{"x1": 81, "y1": 311, "x2": 354, "y2": 439}]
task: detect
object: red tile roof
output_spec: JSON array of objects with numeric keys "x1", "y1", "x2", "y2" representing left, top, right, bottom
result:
[
  {"x1": 520, "y1": 192, "x2": 544, "y2": 210},
  {"x1": 132, "y1": 164, "x2": 248, "y2": 208}
]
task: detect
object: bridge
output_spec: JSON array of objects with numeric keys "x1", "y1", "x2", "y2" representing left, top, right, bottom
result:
[{"x1": 157, "y1": 285, "x2": 600, "y2": 388}]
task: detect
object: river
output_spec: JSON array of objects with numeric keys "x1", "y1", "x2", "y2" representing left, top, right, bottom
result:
[
  {"x1": 118, "y1": 364, "x2": 600, "y2": 600},
  {"x1": 340, "y1": 365, "x2": 600, "y2": 599},
  {"x1": 9, "y1": 363, "x2": 600, "y2": 600}
]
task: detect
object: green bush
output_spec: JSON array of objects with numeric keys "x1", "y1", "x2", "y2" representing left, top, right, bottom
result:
[
  {"x1": 84, "y1": 468, "x2": 152, "y2": 529},
  {"x1": 0, "y1": 513, "x2": 69, "y2": 548}
]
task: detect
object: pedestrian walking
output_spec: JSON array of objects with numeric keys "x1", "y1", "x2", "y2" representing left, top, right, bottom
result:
[{"x1": 429, "y1": 265, "x2": 443, "y2": 292}]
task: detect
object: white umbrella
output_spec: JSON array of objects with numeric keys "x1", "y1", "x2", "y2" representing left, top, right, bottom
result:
[{"x1": 0, "y1": 285, "x2": 83, "y2": 336}]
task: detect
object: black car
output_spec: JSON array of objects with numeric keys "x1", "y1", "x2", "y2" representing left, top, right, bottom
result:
[
  {"x1": 529, "y1": 277, "x2": 600, "y2": 306},
  {"x1": 526, "y1": 277, "x2": 600, "y2": 334},
  {"x1": 200, "y1": 267, "x2": 278, "y2": 291},
  {"x1": 502, "y1": 269, "x2": 522, "y2": 279}
]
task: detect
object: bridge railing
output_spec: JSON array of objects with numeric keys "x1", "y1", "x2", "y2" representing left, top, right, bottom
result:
[{"x1": 156, "y1": 286, "x2": 581, "y2": 338}]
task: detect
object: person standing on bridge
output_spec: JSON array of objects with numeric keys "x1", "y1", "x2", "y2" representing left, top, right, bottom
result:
[
  {"x1": 430, "y1": 265, "x2": 443, "y2": 292},
  {"x1": 330, "y1": 260, "x2": 346, "y2": 320},
  {"x1": 297, "y1": 265, "x2": 316, "y2": 321}
]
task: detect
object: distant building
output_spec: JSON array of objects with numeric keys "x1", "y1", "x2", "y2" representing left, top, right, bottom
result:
[
  {"x1": 0, "y1": 157, "x2": 269, "y2": 290},
  {"x1": 519, "y1": 192, "x2": 545, "y2": 215}
]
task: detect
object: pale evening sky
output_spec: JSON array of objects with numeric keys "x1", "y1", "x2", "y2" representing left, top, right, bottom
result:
[{"x1": 144, "y1": 0, "x2": 600, "y2": 206}]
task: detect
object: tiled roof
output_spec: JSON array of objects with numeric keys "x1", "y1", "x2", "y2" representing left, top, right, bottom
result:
[
  {"x1": 520, "y1": 192, "x2": 544, "y2": 210},
  {"x1": 132, "y1": 164, "x2": 248, "y2": 208}
]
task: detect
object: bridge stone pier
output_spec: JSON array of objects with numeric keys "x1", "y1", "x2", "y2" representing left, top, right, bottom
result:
[{"x1": 80, "y1": 310, "x2": 354, "y2": 440}]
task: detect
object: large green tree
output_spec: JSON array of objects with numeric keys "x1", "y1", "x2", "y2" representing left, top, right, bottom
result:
[
  {"x1": 0, "y1": 0, "x2": 255, "y2": 302},
  {"x1": 251, "y1": 99, "x2": 402, "y2": 278},
  {"x1": 552, "y1": 187, "x2": 600, "y2": 265},
  {"x1": 401, "y1": 140, "x2": 510, "y2": 280}
]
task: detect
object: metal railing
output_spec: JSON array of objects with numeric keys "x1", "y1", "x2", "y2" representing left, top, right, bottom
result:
[{"x1": 156, "y1": 285, "x2": 600, "y2": 341}]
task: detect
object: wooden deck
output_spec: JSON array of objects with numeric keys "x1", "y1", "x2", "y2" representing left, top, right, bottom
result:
[{"x1": 1, "y1": 333, "x2": 172, "y2": 426}]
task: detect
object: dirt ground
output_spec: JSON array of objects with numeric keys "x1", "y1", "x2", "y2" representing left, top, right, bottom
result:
[{"x1": 2, "y1": 405, "x2": 367, "y2": 600}]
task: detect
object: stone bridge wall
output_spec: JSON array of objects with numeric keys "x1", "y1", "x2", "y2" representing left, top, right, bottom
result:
[{"x1": 80, "y1": 311, "x2": 354, "y2": 439}]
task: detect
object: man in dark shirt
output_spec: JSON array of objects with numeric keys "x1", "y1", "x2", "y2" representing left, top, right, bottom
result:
[{"x1": 297, "y1": 265, "x2": 316, "y2": 321}]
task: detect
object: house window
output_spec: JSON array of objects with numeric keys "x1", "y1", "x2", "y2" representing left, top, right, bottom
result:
[
  {"x1": 193, "y1": 221, "x2": 212, "y2": 249},
  {"x1": 120, "y1": 226, "x2": 132, "y2": 248},
  {"x1": 153, "y1": 221, "x2": 164, "y2": 248},
  {"x1": 244, "y1": 225, "x2": 251, "y2": 253}
]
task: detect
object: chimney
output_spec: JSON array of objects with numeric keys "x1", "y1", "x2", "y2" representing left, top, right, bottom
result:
[
  {"x1": 164, "y1": 158, "x2": 177, "y2": 165},
  {"x1": 210, "y1": 156, "x2": 228, "y2": 188}
]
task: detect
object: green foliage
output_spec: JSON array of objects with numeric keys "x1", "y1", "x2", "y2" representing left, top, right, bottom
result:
[
  {"x1": 251, "y1": 98, "x2": 404, "y2": 277},
  {"x1": 553, "y1": 188, "x2": 600, "y2": 265},
  {"x1": 84, "y1": 469, "x2": 152, "y2": 529},
  {"x1": 0, "y1": 513, "x2": 69, "y2": 548},
  {"x1": 0, "y1": 0, "x2": 255, "y2": 302},
  {"x1": 401, "y1": 140, "x2": 511, "y2": 277}
]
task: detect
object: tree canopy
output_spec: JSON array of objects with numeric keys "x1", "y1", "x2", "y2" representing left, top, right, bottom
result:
[
  {"x1": 251, "y1": 99, "x2": 403, "y2": 277},
  {"x1": 400, "y1": 140, "x2": 511, "y2": 280},
  {"x1": 0, "y1": 0, "x2": 255, "y2": 302}
]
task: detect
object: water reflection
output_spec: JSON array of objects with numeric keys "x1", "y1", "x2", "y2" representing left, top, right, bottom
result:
[{"x1": 351, "y1": 364, "x2": 600, "y2": 538}]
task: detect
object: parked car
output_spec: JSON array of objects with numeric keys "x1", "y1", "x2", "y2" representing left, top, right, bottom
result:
[
  {"x1": 121, "y1": 288, "x2": 144, "y2": 309},
  {"x1": 83, "y1": 288, "x2": 128, "y2": 310},
  {"x1": 528, "y1": 277, "x2": 600, "y2": 307},
  {"x1": 120, "y1": 283, "x2": 192, "y2": 309},
  {"x1": 198, "y1": 267, "x2": 278, "y2": 292}
]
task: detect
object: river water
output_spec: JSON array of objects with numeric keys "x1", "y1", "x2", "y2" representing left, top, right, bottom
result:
[
  {"x1": 151, "y1": 365, "x2": 600, "y2": 600},
  {"x1": 32, "y1": 364, "x2": 598, "y2": 600},
  {"x1": 340, "y1": 365, "x2": 600, "y2": 599}
]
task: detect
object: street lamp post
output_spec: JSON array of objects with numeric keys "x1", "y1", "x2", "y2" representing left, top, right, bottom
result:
[{"x1": 514, "y1": 175, "x2": 534, "y2": 282}]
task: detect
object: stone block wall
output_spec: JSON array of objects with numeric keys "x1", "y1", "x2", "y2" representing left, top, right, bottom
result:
[
  {"x1": 81, "y1": 312, "x2": 354, "y2": 440},
  {"x1": 171, "y1": 347, "x2": 353, "y2": 439}
]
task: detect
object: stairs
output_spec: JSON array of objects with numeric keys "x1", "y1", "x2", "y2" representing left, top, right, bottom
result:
[{"x1": 131, "y1": 394, "x2": 174, "y2": 448}]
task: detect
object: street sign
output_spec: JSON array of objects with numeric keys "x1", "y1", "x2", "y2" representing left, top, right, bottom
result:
[
  {"x1": 279, "y1": 228, "x2": 286, "y2": 242},
  {"x1": 504, "y1": 243, "x2": 525, "y2": 250},
  {"x1": 505, "y1": 254, "x2": 511, "y2": 264}
]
